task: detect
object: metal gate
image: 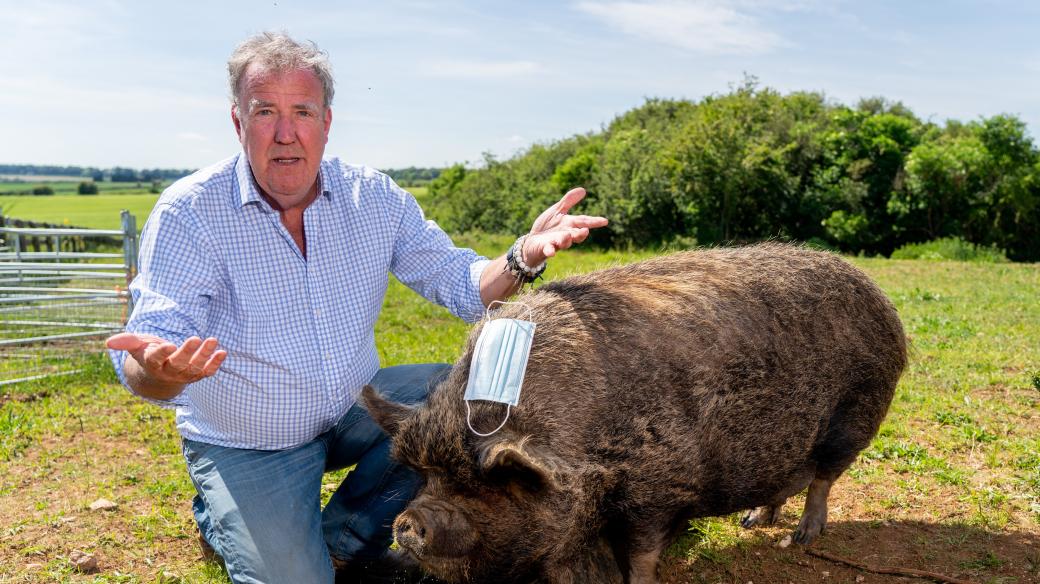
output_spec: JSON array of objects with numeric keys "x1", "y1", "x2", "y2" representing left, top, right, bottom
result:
[{"x1": 0, "y1": 211, "x2": 138, "y2": 386}]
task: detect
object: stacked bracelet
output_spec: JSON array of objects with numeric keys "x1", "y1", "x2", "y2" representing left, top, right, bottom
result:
[{"x1": 506, "y1": 234, "x2": 547, "y2": 283}]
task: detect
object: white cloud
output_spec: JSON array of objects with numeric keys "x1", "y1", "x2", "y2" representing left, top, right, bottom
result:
[
  {"x1": 176, "y1": 132, "x2": 209, "y2": 142},
  {"x1": 0, "y1": 75, "x2": 225, "y2": 114},
  {"x1": 421, "y1": 59, "x2": 542, "y2": 79},
  {"x1": 576, "y1": 0, "x2": 785, "y2": 55}
]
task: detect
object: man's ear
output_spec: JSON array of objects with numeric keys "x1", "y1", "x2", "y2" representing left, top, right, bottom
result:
[
  {"x1": 479, "y1": 438, "x2": 567, "y2": 492},
  {"x1": 323, "y1": 106, "x2": 332, "y2": 142},
  {"x1": 360, "y1": 385, "x2": 415, "y2": 437},
  {"x1": 231, "y1": 105, "x2": 244, "y2": 140}
]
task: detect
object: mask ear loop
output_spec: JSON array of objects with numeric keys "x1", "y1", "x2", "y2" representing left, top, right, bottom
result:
[
  {"x1": 465, "y1": 401, "x2": 511, "y2": 437},
  {"x1": 486, "y1": 300, "x2": 535, "y2": 323}
]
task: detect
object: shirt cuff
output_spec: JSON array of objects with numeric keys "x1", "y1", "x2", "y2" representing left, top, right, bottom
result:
[{"x1": 459, "y1": 258, "x2": 493, "y2": 323}]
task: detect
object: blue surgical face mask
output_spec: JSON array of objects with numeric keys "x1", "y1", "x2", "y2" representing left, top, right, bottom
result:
[{"x1": 464, "y1": 301, "x2": 537, "y2": 437}]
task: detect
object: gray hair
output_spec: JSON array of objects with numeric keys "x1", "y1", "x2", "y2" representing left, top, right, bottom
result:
[{"x1": 228, "y1": 31, "x2": 335, "y2": 109}]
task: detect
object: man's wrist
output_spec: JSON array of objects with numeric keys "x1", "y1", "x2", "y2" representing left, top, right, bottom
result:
[
  {"x1": 124, "y1": 358, "x2": 187, "y2": 401},
  {"x1": 505, "y1": 234, "x2": 546, "y2": 283}
]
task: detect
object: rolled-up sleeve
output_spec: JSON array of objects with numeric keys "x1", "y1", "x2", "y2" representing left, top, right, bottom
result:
[
  {"x1": 386, "y1": 181, "x2": 490, "y2": 323},
  {"x1": 108, "y1": 203, "x2": 217, "y2": 407}
]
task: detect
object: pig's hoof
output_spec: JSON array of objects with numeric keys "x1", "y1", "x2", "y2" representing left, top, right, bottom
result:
[
  {"x1": 791, "y1": 518, "x2": 825, "y2": 545},
  {"x1": 740, "y1": 505, "x2": 782, "y2": 529}
]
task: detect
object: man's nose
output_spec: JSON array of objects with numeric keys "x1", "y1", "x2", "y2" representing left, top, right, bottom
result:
[{"x1": 274, "y1": 116, "x2": 295, "y2": 144}]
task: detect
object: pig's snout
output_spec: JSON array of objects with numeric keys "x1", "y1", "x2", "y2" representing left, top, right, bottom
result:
[
  {"x1": 394, "y1": 510, "x2": 427, "y2": 555},
  {"x1": 393, "y1": 502, "x2": 478, "y2": 560}
]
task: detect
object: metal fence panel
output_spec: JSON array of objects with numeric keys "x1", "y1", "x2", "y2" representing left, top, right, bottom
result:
[{"x1": 0, "y1": 211, "x2": 137, "y2": 386}]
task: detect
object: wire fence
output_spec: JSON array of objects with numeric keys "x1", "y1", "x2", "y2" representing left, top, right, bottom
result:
[{"x1": 0, "y1": 211, "x2": 138, "y2": 387}]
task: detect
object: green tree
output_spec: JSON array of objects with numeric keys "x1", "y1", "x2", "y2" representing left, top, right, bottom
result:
[
  {"x1": 894, "y1": 135, "x2": 988, "y2": 240},
  {"x1": 811, "y1": 108, "x2": 924, "y2": 253},
  {"x1": 669, "y1": 83, "x2": 823, "y2": 244}
]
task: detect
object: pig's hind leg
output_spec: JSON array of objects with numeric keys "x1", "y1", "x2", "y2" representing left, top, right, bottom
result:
[
  {"x1": 793, "y1": 477, "x2": 832, "y2": 544},
  {"x1": 740, "y1": 471, "x2": 814, "y2": 530},
  {"x1": 740, "y1": 503, "x2": 784, "y2": 528},
  {"x1": 793, "y1": 384, "x2": 887, "y2": 545}
]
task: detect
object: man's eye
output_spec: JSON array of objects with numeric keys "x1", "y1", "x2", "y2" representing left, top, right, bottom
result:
[
  {"x1": 297, "y1": 111, "x2": 312, "y2": 117},
  {"x1": 256, "y1": 109, "x2": 273, "y2": 116}
]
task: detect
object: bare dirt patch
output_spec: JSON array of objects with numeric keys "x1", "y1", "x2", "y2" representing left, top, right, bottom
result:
[{"x1": 662, "y1": 520, "x2": 1039, "y2": 584}]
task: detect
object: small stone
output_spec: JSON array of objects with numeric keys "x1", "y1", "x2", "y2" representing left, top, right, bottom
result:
[
  {"x1": 778, "y1": 534, "x2": 793, "y2": 548},
  {"x1": 821, "y1": 571, "x2": 830, "y2": 577},
  {"x1": 89, "y1": 498, "x2": 117, "y2": 511},
  {"x1": 855, "y1": 576, "x2": 866, "y2": 583},
  {"x1": 25, "y1": 563, "x2": 43, "y2": 570},
  {"x1": 69, "y1": 550, "x2": 98, "y2": 573}
]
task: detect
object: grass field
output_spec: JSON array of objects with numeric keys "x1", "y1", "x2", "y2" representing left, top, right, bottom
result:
[
  {"x1": 0, "y1": 236, "x2": 1037, "y2": 583},
  {"x1": 0, "y1": 194, "x2": 160, "y2": 231},
  {"x1": 0, "y1": 187, "x2": 430, "y2": 232}
]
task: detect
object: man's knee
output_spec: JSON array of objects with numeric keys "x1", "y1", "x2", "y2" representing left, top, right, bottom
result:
[
  {"x1": 183, "y1": 440, "x2": 331, "y2": 583},
  {"x1": 368, "y1": 363, "x2": 451, "y2": 405}
]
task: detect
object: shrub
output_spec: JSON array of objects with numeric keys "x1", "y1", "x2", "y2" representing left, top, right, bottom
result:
[
  {"x1": 891, "y1": 237, "x2": 1008, "y2": 262},
  {"x1": 31, "y1": 186, "x2": 54, "y2": 195},
  {"x1": 78, "y1": 181, "x2": 99, "y2": 195}
]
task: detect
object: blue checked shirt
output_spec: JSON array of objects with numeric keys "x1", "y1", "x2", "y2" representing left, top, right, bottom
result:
[{"x1": 109, "y1": 154, "x2": 490, "y2": 450}]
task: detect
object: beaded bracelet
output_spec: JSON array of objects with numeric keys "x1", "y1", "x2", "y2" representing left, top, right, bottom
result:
[{"x1": 506, "y1": 234, "x2": 547, "y2": 283}]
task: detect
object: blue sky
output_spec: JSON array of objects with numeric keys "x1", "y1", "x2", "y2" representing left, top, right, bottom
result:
[{"x1": 3, "y1": 0, "x2": 1038, "y2": 170}]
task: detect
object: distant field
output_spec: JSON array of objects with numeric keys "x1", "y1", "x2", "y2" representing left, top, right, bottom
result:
[
  {"x1": 0, "y1": 175, "x2": 84, "y2": 182},
  {"x1": 0, "y1": 194, "x2": 159, "y2": 230},
  {"x1": 0, "y1": 185, "x2": 430, "y2": 231},
  {"x1": 0, "y1": 179, "x2": 165, "y2": 197}
]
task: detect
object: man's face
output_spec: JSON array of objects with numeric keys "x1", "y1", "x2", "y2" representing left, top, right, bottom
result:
[{"x1": 232, "y1": 65, "x2": 332, "y2": 211}]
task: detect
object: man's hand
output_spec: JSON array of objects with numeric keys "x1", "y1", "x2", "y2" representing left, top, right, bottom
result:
[
  {"x1": 478, "y1": 186, "x2": 609, "y2": 306},
  {"x1": 106, "y1": 333, "x2": 226, "y2": 400},
  {"x1": 522, "y1": 187, "x2": 608, "y2": 267}
]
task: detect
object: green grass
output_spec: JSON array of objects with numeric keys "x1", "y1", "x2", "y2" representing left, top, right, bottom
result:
[
  {"x1": 0, "y1": 240, "x2": 1037, "y2": 583},
  {"x1": 0, "y1": 194, "x2": 160, "y2": 230},
  {"x1": 891, "y1": 236, "x2": 1009, "y2": 263}
]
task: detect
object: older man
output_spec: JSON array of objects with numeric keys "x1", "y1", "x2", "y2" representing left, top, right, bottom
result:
[{"x1": 105, "y1": 31, "x2": 606, "y2": 584}]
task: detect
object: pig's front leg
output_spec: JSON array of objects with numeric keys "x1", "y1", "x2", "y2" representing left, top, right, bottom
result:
[
  {"x1": 545, "y1": 537, "x2": 624, "y2": 584},
  {"x1": 625, "y1": 531, "x2": 669, "y2": 584}
]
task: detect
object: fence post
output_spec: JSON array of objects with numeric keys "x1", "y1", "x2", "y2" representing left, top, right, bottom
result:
[{"x1": 120, "y1": 210, "x2": 139, "y2": 316}]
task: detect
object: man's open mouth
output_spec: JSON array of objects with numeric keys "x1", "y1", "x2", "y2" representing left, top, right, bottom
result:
[{"x1": 272, "y1": 157, "x2": 302, "y2": 165}]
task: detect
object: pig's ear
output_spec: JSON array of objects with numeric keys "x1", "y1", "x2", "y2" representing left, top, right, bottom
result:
[
  {"x1": 360, "y1": 385, "x2": 415, "y2": 437},
  {"x1": 479, "y1": 438, "x2": 566, "y2": 492}
]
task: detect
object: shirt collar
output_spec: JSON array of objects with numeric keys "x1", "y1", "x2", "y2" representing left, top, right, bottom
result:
[{"x1": 235, "y1": 154, "x2": 332, "y2": 211}]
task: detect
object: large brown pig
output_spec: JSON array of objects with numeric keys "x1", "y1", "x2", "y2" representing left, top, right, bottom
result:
[{"x1": 363, "y1": 243, "x2": 908, "y2": 584}]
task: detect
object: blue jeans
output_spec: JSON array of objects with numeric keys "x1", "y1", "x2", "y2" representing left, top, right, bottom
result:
[{"x1": 181, "y1": 364, "x2": 450, "y2": 584}]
